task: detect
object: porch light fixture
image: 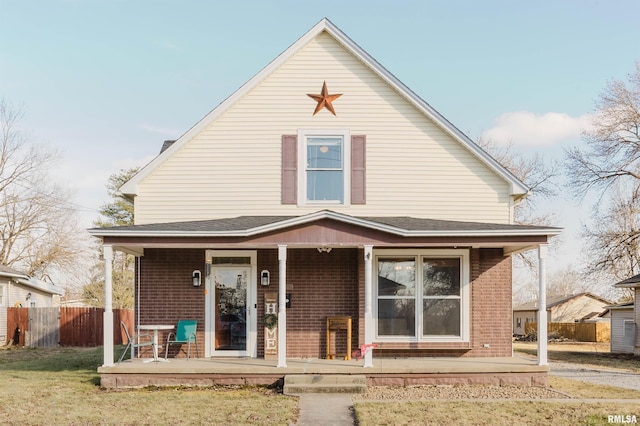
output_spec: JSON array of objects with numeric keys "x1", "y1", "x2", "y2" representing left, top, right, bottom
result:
[
  {"x1": 26, "y1": 292, "x2": 31, "y2": 300},
  {"x1": 261, "y1": 270, "x2": 270, "y2": 286},
  {"x1": 192, "y1": 270, "x2": 202, "y2": 287},
  {"x1": 317, "y1": 247, "x2": 332, "y2": 253}
]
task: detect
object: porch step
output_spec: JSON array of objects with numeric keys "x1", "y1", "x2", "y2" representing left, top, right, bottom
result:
[{"x1": 283, "y1": 374, "x2": 367, "y2": 395}]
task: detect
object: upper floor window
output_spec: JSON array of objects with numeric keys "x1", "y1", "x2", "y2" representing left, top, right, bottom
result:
[
  {"x1": 299, "y1": 130, "x2": 350, "y2": 205},
  {"x1": 306, "y1": 136, "x2": 344, "y2": 203},
  {"x1": 282, "y1": 132, "x2": 365, "y2": 206}
]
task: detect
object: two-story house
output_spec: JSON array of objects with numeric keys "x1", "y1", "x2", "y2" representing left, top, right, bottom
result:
[{"x1": 91, "y1": 19, "x2": 559, "y2": 387}]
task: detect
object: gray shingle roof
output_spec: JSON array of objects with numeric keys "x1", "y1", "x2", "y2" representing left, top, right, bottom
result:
[
  {"x1": 90, "y1": 210, "x2": 560, "y2": 237},
  {"x1": 614, "y1": 273, "x2": 640, "y2": 288},
  {"x1": 0, "y1": 264, "x2": 27, "y2": 278}
]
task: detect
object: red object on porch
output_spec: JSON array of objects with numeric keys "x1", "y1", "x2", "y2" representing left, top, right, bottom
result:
[{"x1": 353, "y1": 343, "x2": 377, "y2": 360}]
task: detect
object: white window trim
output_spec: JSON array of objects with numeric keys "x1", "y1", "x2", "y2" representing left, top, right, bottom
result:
[
  {"x1": 374, "y1": 248, "x2": 470, "y2": 343},
  {"x1": 297, "y1": 129, "x2": 351, "y2": 207}
]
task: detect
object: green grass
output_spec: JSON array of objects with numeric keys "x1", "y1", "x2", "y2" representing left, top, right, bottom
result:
[{"x1": 0, "y1": 346, "x2": 298, "y2": 425}]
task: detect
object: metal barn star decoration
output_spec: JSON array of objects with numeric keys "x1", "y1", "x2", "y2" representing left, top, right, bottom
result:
[{"x1": 307, "y1": 81, "x2": 342, "y2": 116}]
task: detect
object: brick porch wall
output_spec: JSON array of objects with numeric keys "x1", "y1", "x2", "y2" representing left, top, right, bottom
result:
[
  {"x1": 138, "y1": 248, "x2": 206, "y2": 358},
  {"x1": 257, "y1": 248, "x2": 359, "y2": 358},
  {"x1": 137, "y1": 247, "x2": 511, "y2": 359}
]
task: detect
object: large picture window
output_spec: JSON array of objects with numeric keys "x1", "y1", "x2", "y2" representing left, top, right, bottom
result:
[{"x1": 375, "y1": 250, "x2": 469, "y2": 342}]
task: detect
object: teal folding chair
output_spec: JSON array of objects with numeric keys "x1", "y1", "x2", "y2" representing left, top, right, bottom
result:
[
  {"x1": 165, "y1": 320, "x2": 198, "y2": 360},
  {"x1": 118, "y1": 321, "x2": 155, "y2": 363}
]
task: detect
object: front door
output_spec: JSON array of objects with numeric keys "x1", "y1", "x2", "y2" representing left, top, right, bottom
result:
[{"x1": 212, "y1": 265, "x2": 251, "y2": 356}]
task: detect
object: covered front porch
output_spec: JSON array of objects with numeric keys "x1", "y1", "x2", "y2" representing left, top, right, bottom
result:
[
  {"x1": 98, "y1": 355, "x2": 549, "y2": 389},
  {"x1": 91, "y1": 211, "x2": 561, "y2": 384}
]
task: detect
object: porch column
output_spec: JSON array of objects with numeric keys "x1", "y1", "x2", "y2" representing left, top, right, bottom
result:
[
  {"x1": 537, "y1": 244, "x2": 548, "y2": 366},
  {"x1": 277, "y1": 245, "x2": 287, "y2": 368},
  {"x1": 102, "y1": 245, "x2": 114, "y2": 367},
  {"x1": 363, "y1": 245, "x2": 374, "y2": 367}
]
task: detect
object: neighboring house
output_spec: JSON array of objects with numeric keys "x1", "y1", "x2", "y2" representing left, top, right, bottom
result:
[
  {"x1": 90, "y1": 19, "x2": 560, "y2": 368},
  {"x1": 613, "y1": 274, "x2": 640, "y2": 355},
  {"x1": 0, "y1": 265, "x2": 64, "y2": 343},
  {"x1": 605, "y1": 302, "x2": 634, "y2": 354},
  {"x1": 513, "y1": 293, "x2": 612, "y2": 335}
]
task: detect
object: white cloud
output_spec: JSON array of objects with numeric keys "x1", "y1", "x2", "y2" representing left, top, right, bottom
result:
[
  {"x1": 138, "y1": 123, "x2": 181, "y2": 137},
  {"x1": 482, "y1": 111, "x2": 593, "y2": 146}
]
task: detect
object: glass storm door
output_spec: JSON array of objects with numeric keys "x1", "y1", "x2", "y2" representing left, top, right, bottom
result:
[{"x1": 212, "y1": 266, "x2": 249, "y2": 355}]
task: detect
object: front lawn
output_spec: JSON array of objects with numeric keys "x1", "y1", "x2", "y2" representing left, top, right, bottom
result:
[{"x1": 0, "y1": 346, "x2": 298, "y2": 425}]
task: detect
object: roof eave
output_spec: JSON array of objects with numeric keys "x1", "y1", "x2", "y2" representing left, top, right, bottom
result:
[{"x1": 89, "y1": 210, "x2": 562, "y2": 239}]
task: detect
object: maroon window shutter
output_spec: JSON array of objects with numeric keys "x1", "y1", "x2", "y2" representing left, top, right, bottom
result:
[
  {"x1": 351, "y1": 135, "x2": 366, "y2": 204},
  {"x1": 282, "y1": 135, "x2": 297, "y2": 204}
]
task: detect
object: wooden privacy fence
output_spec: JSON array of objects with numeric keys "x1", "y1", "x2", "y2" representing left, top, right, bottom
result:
[
  {"x1": 525, "y1": 322, "x2": 610, "y2": 342},
  {"x1": 6, "y1": 307, "x2": 133, "y2": 348}
]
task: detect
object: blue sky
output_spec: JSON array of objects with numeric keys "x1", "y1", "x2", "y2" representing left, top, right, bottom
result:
[{"x1": 1, "y1": 0, "x2": 639, "y2": 274}]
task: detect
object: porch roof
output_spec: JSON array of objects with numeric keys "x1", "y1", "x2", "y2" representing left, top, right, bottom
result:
[
  {"x1": 91, "y1": 210, "x2": 559, "y2": 237},
  {"x1": 89, "y1": 210, "x2": 560, "y2": 255}
]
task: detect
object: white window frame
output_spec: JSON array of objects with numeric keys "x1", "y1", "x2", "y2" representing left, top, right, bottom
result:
[
  {"x1": 297, "y1": 129, "x2": 351, "y2": 206},
  {"x1": 374, "y1": 249, "x2": 470, "y2": 343}
]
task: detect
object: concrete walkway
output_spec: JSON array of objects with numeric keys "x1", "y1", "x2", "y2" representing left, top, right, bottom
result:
[{"x1": 296, "y1": 394, "x2": 355, "y2": 426}]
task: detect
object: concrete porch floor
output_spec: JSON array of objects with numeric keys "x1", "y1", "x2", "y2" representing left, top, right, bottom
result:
[{"x1": 98, "y1": 356, "x2": 549, "y2": 389}]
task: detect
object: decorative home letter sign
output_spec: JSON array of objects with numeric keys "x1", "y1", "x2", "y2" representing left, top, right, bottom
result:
[{"x1": 264, "y1": 292, "x2": 278, "y2": 359}]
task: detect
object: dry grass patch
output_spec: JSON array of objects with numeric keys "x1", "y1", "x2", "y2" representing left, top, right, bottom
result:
[
  {"x1": 0, "y1": 347, "x2": 298, "y2": 425},
  {"x1": 354, "y1": 375, "x2": 640, "y2": 425},
  {"x1": 354, "y1": 401, "x2": 640, "y2": 426},
  {"x1": 514, "y1": 342, "x2": 640, "y2": 372},
  {"x1": 549, "y1": 376, "x2": 640, "y2": 399}
]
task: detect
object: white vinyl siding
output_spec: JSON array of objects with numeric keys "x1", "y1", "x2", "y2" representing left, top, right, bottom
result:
[
  {"x1": 610, "y1": 309, "x2": 635, "y2": 354},
  {"x1": 133, "y1": 32, "x2": 512, "y2": 225}
]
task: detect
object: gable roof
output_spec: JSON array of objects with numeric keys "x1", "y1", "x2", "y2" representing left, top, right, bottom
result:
[
  {"x1": 120, "y1": 18, "x2": 529, "y2": 199},
  {"x1": 90, "y1": 209, "x2": 559, "y2": 238},
  {"x1": 513, "y1": 292, "x2": 612, "y2": 311}
]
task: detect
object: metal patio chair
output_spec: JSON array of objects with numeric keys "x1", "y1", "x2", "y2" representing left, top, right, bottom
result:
[
  {"x1": 118, "y1": 321, "x2": 155, "y2": 363},
  {"x1": 164, "y1": 319, "x2": 199, "y2": 360}
]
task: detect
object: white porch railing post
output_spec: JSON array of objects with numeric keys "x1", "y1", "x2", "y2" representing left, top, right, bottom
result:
[
  {"x1": 277, "y1": 245, "x2": 287, "y2": 368},
  {"x1": 103, "y1": 245, "x2": 114, "y2": 367},
  {"x1": 364, "y1": 245, "x2": 374, "y2": 367},
  {"x1": 537, "y1": 244, "x2": 548, "y2": 366}
]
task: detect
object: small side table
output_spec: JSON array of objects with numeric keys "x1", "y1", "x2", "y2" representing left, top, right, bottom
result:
[
  {"x1": 326, "y1": 316, "x2": 352, "y2": 360},
  {"x1": 139, "y1": 324, "x2": 174, "y2": 362}
]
